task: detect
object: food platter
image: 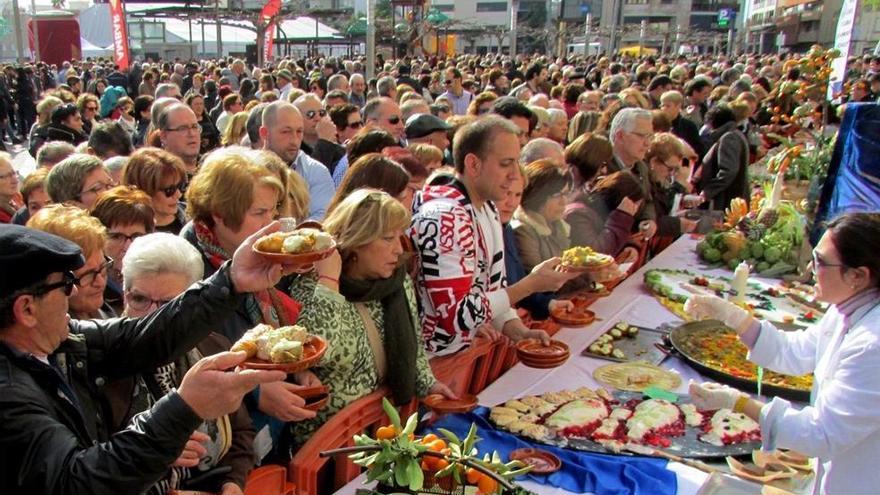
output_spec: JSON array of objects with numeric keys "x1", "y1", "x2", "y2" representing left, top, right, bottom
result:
[
  {"x1": 239, "y1": 335, "x2": 328, "y2": 373},
  {"x1": 253, "y1": 225, "x2": 337, "y2": 266},
  {"x1": 580, "y1": 323, "x2": 669, "y2": 365},
  {"x1": 560, "y1": 246, "x2": 615, "y2": 272},
  {"x1": 593, "y1": 361, "x2": 682, "y2": 392},
  {"x1": 491, "y1": 390, "x2": 761, "y2": 459},
  {"x1": 660, "y1": 320, "x2": 811, "y2": 401}
]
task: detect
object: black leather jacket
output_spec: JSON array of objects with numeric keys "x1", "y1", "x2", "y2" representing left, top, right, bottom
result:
[{"x1": 0, "y1": 263, "x2": 245, "y2": 494}]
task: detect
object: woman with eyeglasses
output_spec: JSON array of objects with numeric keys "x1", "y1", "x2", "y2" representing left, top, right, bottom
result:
[
  {"x1": 27, "y1": 204, "x2": 117, "y2": 319},
  {"x1": 287, "y1": 189, "x2": 453, "y2": 446},
  {"x1": 0, "y1": 153, "x2": 20, "y2": 224},
  {"x1": 109, "y1": 232, "x2": 255, "y2": 495},
  {"x1": 644, "y1": 133, "x2": 698, "y2": 240},
  {"x1": 90, "y1": 186, "x2": 155, "y2": 314},
  {"x1": 121, "y1": 148, "x2": 188, "y2": 235},
  {"x1": 466, "y1": 91, "x2": 498, "y2": 117},
  {"x1": 686, "y1": 212, "x2": 880, "y2": 495},
  {"x1": 77, "y1": 93, "x2": 101, "y2": 136}
]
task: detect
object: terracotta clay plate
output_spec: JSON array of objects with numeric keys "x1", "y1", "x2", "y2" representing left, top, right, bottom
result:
[
  {"x1": 423, "y1": 393, "x2": 479, "y2": 414},
  {"x1": 560, "y1": 257, "x2": 614, "y2": 273},
  {"x1": 253, "y1": 242, "x2": 337, "y2": 266},
  {"x1": 298, "y1": 385, "x2": 331, "y2": 411},
  {"x1": 516, "y1": 339, "x2": 570, "y2": 360},
  {"x1": 239, "y1": 336, "x2": 328, "y2": 373},
  {"x1": 509, "y1": 448, "x2": 562, "y2": 474},
  {"x1": 519, "y1": 355, "x2": 570, "y2": 369},
  {"x1": 551, "y1": 306, "x2": 596, "y2": 326}
]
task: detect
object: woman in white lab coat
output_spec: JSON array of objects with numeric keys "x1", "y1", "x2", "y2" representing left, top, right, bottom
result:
[{"x1": 686, "y1": 212, "x2": 880, "y2": 495}]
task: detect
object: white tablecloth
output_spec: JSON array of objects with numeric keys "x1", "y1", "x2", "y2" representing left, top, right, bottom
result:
[{"x1": 337, "y1": 236, "x2": 767, "y2": 495}]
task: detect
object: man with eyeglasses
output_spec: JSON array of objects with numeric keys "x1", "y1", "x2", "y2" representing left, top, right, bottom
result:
[
  {"x1": 158, "y1": 103, "x2": 202, "y2": 177},
  {"x1": 293, "y1": 93, "x2": 346, "y2": 177},
  {"x1": 0, "y1": 223, "x2": 294, "y2": 494},
  {"x1": 440, "y1": 68, "x2": 473, "y2": 116},
  {"x1": 607, "y1": 107, "x2": 659, "y2": 240}
]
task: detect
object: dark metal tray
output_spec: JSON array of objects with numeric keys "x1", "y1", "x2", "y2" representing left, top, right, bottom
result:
[{"x1": 580, "y1": 324, "x2": 669, "y2": 365}]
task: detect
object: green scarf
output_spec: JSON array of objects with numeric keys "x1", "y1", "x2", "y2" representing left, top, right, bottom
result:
[{"x1": 339, "y1": 266, "x2": 416, "y2": 405}]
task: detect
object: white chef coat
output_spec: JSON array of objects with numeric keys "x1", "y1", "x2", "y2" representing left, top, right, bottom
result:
[{"x1": 749, "y1": 300, "x2": 880, "y2": 495}]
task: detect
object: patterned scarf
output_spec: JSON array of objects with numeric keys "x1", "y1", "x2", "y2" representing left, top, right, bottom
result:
[{"x1": 193, "y1": 221, "x2": 301, "y2": 327}]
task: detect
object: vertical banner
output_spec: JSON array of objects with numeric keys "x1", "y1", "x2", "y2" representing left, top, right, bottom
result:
[
  {"x1": 108, "y1": 0, "x2": 130, "y2": 69},
  {"x1": 260, "y1": 0, "x2": 281, "y2": 60},
  {"x1": 828, "y1": 0, "x2": 858, "y2": 100}
]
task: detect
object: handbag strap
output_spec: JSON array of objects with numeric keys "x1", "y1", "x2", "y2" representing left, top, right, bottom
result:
[{"x1": 354, "y1": 302, "x2": 388, "y2": 383}]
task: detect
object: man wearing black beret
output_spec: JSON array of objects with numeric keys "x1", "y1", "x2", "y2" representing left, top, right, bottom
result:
[{"x1": 0, "y1": 223, "x2": 299, "y2": 494}]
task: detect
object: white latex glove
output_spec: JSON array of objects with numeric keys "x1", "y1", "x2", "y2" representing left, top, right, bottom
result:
[
  {"x1": 689, "y1": 380, "x2": 746, "y2": 411},
  {"x1": 684, "y1": 294, "x2": 754, "y2": 334}
]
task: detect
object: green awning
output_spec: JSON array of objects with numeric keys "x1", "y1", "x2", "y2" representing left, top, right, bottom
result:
[
  {"x1": 425, "y1": 8, "x2": 450, "y2": 25},
  {"x1": 346, "y1": 17, "x2": 367, "y2": 36}
]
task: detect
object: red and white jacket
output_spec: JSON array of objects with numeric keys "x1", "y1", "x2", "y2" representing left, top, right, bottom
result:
[{"x1": 409, "y1": 178, "x2": 518, "y2": 356}]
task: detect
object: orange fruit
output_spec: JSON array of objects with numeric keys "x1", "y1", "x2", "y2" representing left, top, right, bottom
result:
[
  {"x1": 376, "y1": 425, "x2": 397, "y2": 440},
  {"x1": 421, "y1": 433, "x2": 439, "y2": 444},
  {"x1": 426, "y1": 439, "x2": 447, "y2": 452},
  {"x1": 466, "y1": 467, "x2": 481, "y2": 484},
  {"x1": 421, "y1": 460, "x2": 432, "y2": 471},
  {"x1": 434, "y1": 458, "x2": 449, "y2": 470},
  {"x1": 440, "y1": 447, "x2": 451, "y2": 456},
  {"x1": 477, "y1": 475, "x2": 498, "y2": 494}
]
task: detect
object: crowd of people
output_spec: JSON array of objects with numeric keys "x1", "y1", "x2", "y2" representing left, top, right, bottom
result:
[{"x1": 1, "y1": 48, "x2": 879, "y2": 494}]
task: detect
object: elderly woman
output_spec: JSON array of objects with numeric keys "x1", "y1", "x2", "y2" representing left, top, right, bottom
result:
[
  {"x1": 288, "y1": 189, "x2": 453, "y2": 445},
  {"x1": 90, "y1": 185, "x2": 155, "y2": 314},
  {"x1": 645, "y1": 133, "x2": 697, "y2": 239},
  {"x1": 0, "y1": 153, "x2": 19, "y2": 223},
  {"x1": 121, "y1": 148, "x2": 188, "y2": 234},
  {"x1": 511, "y1": 159, "x2": 572, "y2": 273},
  {"x1": 182, "y1": 147, "x2": 316, "y2": 458},
  {"x1": 687, "y1": 213, "x2": 880, "y2": 495},
  {"x1": 45, "y1": 153, "x2": 115, "y2": 210},
  {"x1": 113, "y1": 233, "x2": 253, "y2": 495},
  {"x1": 11, "y1": 167, "x2": 50, "y2": 225},
  {"x1": 27, "y1": 204, "x2": 116, "y2": 319}
]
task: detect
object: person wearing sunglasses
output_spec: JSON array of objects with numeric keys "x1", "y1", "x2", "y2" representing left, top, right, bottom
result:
[
  {"x1": 440, "y1": 67, "x2": 473, "y2": 116},
  {"x1": 0, "y1": 221, "x2": 299, "y2": 494},
  {"x1": 28, "y1": 204, "x2": 117, "y2": 319},
  {"x1": 363, "y1": 96, "x2": 406, "y2": 143},
  {"x1": 76, "y1": 93, "x2": 101, "y2": 136},
  {"x1": 293, "y1": 93, "x2": 346, "y2": 174},
  {"x1": 686, "y1": 212, "x2": 880, "y2": 495},
  {"x1": 90, "y1": 186, "x2": 155, "y2": 314},
  {"x1": 122, "y1": 147, "x2": 189, "y2": 235},
  {"x1": 329, "y1": 103, "x2": 363, "y2": 145}
]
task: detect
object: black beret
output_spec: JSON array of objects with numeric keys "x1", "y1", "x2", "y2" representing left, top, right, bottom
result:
[
  {"x1": 405, "y1": 113, "x2": 452, "y2": 139},
  {"x1": 0, "y1": 225, "x2": 84, "y2": 297}
]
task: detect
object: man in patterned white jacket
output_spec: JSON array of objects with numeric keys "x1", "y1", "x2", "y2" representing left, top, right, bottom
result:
[{"x1": 409, "y1": 116, "x2": 577, "y2": 356}]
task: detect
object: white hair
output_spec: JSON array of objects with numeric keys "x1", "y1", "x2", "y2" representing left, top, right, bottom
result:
[
  {"x1": 122, "y1": 233, "x2": 204, "y2": 291},
  {"x1": 609, "y1": 107, "x2": 652, "y2": 142},
  {"x1": 520, "y1": 138, "x2": 564, "y2": 165},
  {"x1": 546, "y1": 108, "x2": 567, "y2": 125}
]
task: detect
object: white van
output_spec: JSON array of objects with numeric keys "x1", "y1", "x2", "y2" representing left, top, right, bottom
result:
[{"x1": 567, "y1": 41, "x2": 602, "y2": 56}]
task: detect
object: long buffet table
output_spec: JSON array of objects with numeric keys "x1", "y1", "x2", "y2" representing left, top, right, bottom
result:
[{"x1": 336, "y1": 235, "x2": 810, "y2": 495}]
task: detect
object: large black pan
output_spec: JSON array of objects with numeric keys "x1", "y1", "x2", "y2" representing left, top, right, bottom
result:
[{"x1": 657, "y1": 320, "x2": 811, "y2": 402}]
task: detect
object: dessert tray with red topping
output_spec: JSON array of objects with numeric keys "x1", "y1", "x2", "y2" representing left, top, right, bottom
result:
[{"x1": 489, "y1": 387, "x2": 761, "y2": 459}]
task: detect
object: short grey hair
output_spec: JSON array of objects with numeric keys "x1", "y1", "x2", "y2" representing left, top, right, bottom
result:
[
  {"x1": 35, "y1": 141, "x2": 76, "y2": 168},
  {"x1": 262, "y1": 101, "x2": 299, "y2": 130},
  {"x1": 609, "y1": 107, "x2": 652, "y2": 142},
  {"x1": 156, "y1": 103, "x2": 194, "y2": 132},
  {"x1": 293, "y1": 93, "x2": 322, "y2": 111},
  {"x1": 149, "y1": 97, "x2": 180, "y2": 128},
  {"x1": 520, "y1": 138, "x2": 564, "y2": 165},
  {"x1": 546, "y1": 108, "x2": 567, "y2": 125},
  {"x1": 363, "y1": 97, "x2": 390, "y2": 121},
  {"x1": 327, "y1": 74, "x2": 347, "y2": 91},
  {"x1": 45, "y1": 153, "x2": 106, "y2": 203},
  {"x1": 155, "y1": 83, "x2": 180, "y2": 99},
  {"x1": 122, "y1": 233, "x2": 204, "y2": 291},
  {"x1": 400, "y1": 98, "x2": 429, "y2": 121},
  {"x1": 349, "y1": 73, "x2": 365, "y2": 87},
  {"x1": 103, "y1": 156, "x2": 128, "y2": 176},
  {"x1": 376, "y1": 76, "x2": 396, "y2": 97}
]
